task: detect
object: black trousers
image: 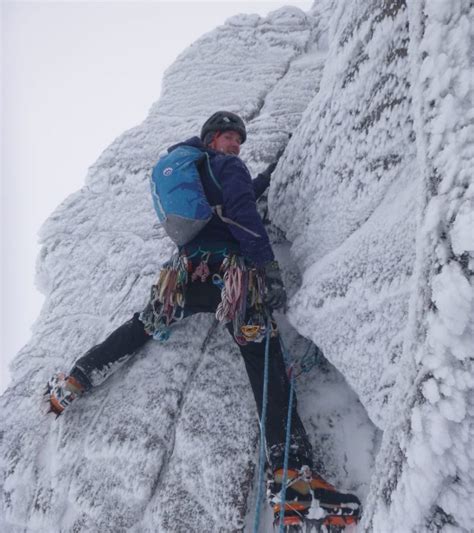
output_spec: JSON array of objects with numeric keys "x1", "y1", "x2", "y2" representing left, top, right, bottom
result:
[{"x1": 71, "y1": 274, "x2": 313, "y2": 469}]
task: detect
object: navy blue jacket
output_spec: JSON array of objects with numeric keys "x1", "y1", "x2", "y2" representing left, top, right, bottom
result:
[{"x1": 169, "y1": 136, "x2": 274, "y2": 266}]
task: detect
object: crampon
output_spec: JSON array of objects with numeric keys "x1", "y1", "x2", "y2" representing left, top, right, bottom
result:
[
  {"x1": 45, "y1": 372, "x2": 85, "y2": 416},
  {"x1": 269, "y1": 466, "x2": 360, "y2": 532}
]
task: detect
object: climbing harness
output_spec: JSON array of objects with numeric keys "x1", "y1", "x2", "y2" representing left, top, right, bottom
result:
[
  {"x1": 141, "y1": 247, "x2": 274, "y2": 344},
  {"x1": 143, "y1": 248, "x2": 218, "y2": 340}
]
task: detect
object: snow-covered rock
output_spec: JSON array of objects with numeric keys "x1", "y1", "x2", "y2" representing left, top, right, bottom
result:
[
  {"x1": 271, "y1": 0, "x2": 473, "y2": 531},
  {"x1": 1, "y1": 1, "x2": 472, "y2": 532}
]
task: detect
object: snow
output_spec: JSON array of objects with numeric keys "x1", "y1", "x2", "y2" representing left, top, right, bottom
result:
[
  {"x1": 270, "y1": 0, "x2": 418, "y2": 427},
  {"x1": 1, "y1": 0, "x2": 473, "y2": 532},
  {"x1": 361, "y1": 0, "x2": 474, "y2": 531}
]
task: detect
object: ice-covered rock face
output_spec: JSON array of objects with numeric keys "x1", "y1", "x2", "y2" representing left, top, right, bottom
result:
[
  {"x1": 270, "y1": 0, "x2": 416, "y2": 426},
  {"x1": 271, "y1": 0, "x2": 474, "y2": 531},
  {"x1": 1, "y1": 1, "x2": 472, "y2": 532}
]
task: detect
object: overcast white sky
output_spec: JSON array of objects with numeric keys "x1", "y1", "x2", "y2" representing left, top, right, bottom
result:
[{"x1": 1, "y1": 1, "x2": 313, "y2": 392}]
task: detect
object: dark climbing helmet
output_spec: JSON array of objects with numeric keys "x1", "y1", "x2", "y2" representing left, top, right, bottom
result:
[{"x1": 200, "y1": 111, "x2": 247, "y2": 144}]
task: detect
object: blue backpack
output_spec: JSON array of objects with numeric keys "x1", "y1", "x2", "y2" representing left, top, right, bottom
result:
[
  {"x1": 150, "y1": 146, "x2": 221, "y2": 245},
  {"x1": 150, "y1": 145, "x2": 261, "y2": 245}
]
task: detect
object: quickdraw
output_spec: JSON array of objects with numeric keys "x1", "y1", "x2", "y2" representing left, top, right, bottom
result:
[
  {"x1": 151, "y1": 253, "x2": 189, "y2": 326},
  {"x1": 215, "y1": 255, "x2": 275, "y2": 345}
]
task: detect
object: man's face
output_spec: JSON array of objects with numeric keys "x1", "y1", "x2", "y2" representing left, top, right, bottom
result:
[{"x1": 209, "y1": 130, "x2": 242, "y2": 156}]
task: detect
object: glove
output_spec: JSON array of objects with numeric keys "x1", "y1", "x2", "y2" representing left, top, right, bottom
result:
[
  {"x1": 258, "y1": 161, "x2": 277, "y2": 181},
  {"x1": 263, "y1": 261, "x2": 287, "y2": 310},
  {"x1": 258, "y1": 145, "x2": 287, "y2": 180}
]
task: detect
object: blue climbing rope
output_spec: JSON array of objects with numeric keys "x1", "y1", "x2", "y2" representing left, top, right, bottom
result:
[
  {"x1": 252, "y1": 321, "x2": 271, "y2": 533},
  {"x1": 253, "y1": 330, "x2": 319, "y2": 532},
  {"x1": 279, "y1": 339, "x2": 296, "y2": 532}
]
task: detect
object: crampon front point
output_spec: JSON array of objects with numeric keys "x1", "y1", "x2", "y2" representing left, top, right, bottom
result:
[
  {"x1": 270, "y1": 466, "x2": 360, "y2": 532},
  {"x1": 45, "y1": 372, "x2": 85, "y2": 416}
]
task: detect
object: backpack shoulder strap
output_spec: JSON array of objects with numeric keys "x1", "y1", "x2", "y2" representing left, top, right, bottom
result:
[
  {"x1": 203, "y1": 152, "x2": 222, "y2": 191},
  {"x1": 213, "y1": 205, "x2": 261, "y2": 238}
]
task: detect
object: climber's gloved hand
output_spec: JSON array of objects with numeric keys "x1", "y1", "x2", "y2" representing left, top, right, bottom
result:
[
  {"x1": 258, "y1": 145, "x2": 287, "y2": 180},
  {"x1": 259, "y1": 160, "x2": 278, "y2": 180},
  {"x1": 263, "y1": 260, "x2": 287, "y2": 310}
]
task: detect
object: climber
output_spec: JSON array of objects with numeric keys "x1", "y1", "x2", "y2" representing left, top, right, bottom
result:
[{"x1": 46, "y1": 110, "x2": 360, "y2": 528}]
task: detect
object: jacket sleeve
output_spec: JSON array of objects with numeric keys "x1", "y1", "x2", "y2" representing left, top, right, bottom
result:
[
  {"x1": 219, "y1": 157, "x2": 274, "y2": 266},
  {"x1": 252, "y1": 173, "x2": 271, "y2": 200}
]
